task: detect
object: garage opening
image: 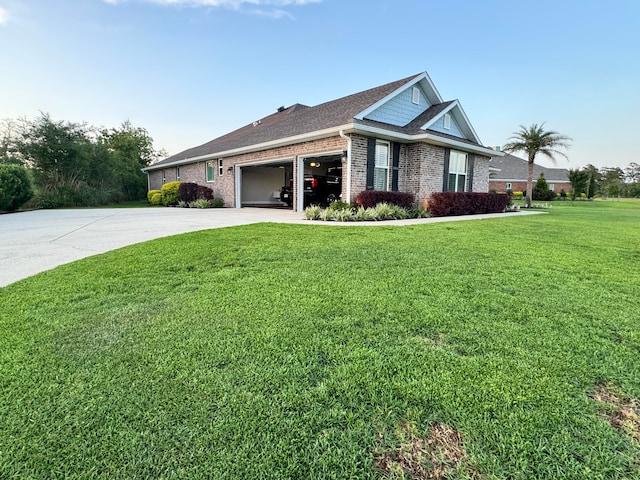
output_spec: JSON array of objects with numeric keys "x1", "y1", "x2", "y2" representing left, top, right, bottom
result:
[
  {"x1": 298, "y1": 154, "x2": 343, "y2": 209},
  {"x1": 239, "y1": 160, "x2": 293, "y2": 208}
]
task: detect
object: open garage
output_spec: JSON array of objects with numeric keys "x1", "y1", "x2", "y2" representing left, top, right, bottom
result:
[{"x1": 237, "y1": 160, "x2": 293, "y2": 208}]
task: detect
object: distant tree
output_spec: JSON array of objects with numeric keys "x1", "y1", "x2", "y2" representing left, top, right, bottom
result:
[
  {"x1": 625, "y1": 162, "x2": 640, "y2": 183},
  {"x1": 0, "y1": 119, "x2": 23, "y2": 165},
  {"x1": 532, "y1": 172, "x2": 556, "y2": 201},
  {"x1": 17, "y1": 113, "x2": 93, "y2": 201},
  {"x1": 582, "y1": 164, "x2": 601, "y2": 198},
  {"x1": 502, "y1": 123, "x2": 571, "y2": 207},
  {"x1": 600, "y1": 167, "x2": 625, "y2": 199},
  {"x1": 15, "y1": 113, "x2": 164, "y2": 207},
  {"x1": 100, "y1": 121, "x2": 162, "y2": 201},
  {"x1": 567, "y1": 168, "x2": 589, "y2": 199}
]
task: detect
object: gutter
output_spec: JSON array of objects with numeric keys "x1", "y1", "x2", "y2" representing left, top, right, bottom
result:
[
  {"x1": 144, "y1": 122, "x2": 502, "y2": 172},
  {"x1": 339, "y1": 130, "x2": 352, "y2": 203}
]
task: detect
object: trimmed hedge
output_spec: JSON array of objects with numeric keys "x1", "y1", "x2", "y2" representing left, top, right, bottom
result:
[
  {"x1": 355, "y1": 190, "x2": 415, "y2": 209},
  {"x1": 161, "y1": 181, "x2": 182, "y2": 206},
  {"x1": 179, "y1": 182, "x2": 198, "y2": 203},
  {"x1": 429, "y1": 192, "x2": 509, "y2": 217}
]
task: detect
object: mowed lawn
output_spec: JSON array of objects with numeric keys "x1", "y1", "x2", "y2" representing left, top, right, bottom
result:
[{"x1": 1, "y1": 201, "x2": 639, "y2": 479}]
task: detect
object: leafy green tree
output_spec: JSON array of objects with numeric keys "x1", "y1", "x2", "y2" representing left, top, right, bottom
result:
[
  {"x1": 100, "y1": 121, "x2": 162, "y2": 201},
  {"x1": 17, "y1": 113, "x2": 93, "y2": 198},
  {"x1": 14, "y1": 114, "x2": 164, "y2": 207},
  {"x1": 502, "y1": 123, "x2": 571, "y2": 207},
  {"x1": 600, "y1": 167, "x2": 624, "y2": 199},
  {"x1": 582, "y1": 164, "x2": 601, "y2": 198},
  {"x1": 0, "y1": 119, "x2": 23, "y2": 165},
  {"x1": 567, "y1": 168, "x2": 589, "y2": 199},
  {"x1": 0, "y1": 164, "x2": 33, "y2": 211},
  {"x1": 625, "y1": 162, "x2": 640, "y2": 183}
]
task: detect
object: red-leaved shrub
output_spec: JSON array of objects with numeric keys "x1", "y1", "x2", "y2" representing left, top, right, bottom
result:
[
  {"x1": 355, "y1": 190, "x2": 415, "y2": 209},
  {"x1": 429, "y1": 192, "x2": 509, "y2": 217},
  {"x1": 178, "y1": 182, "x2": 198, "y2": 203},
  {"x1": 196, "y1": 185, "x2": 214, "y2": 200}
]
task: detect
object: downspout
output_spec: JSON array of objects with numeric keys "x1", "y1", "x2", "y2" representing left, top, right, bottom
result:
[{"x1": 339, "y1": 130, "x2": 352, "y2": 203}]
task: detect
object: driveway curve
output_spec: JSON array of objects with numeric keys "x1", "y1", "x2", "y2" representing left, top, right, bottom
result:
[
  {"x1": 0, "y1": 207, "x2": 306, "y2": 287},
  {"x1": 1, "y1": 207, "x2": 539, "y2": 287}
]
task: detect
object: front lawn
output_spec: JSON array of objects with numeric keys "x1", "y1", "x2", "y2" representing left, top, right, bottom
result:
[{"x1": 1, "y1": 200, "x2": 639, "y2": 479}]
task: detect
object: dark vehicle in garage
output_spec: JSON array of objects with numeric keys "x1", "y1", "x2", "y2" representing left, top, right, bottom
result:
[{"x1": 280, "y1": 168, "x2": 342, "y2": 207}]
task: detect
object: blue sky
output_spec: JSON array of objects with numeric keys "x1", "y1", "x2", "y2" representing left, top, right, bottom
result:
[{"x1": 1, "y1": 0, "x2": 638, "y2": 170}]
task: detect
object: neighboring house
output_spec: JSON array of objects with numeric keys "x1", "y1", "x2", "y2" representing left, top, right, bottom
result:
[
  {"x1": 489, "y1": 152, "x2": 572, "y2": 194},
  {"x1": 144, "y1": 72, "x2": 502, "y2": 211}
]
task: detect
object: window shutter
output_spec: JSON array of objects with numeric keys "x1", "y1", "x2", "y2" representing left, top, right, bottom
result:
[
  {"x1": 366, "y1": 137, "x2": 376, "y2": 190},
  {"x1": 442, "y1": 148, "x2": 451, "y2": 191},
  {"x1": 468, "y1": 156, "x2": 475, "y2": 192},
  {"x1": 391, "y1": 143, "x2": 400, "y2": 191}
]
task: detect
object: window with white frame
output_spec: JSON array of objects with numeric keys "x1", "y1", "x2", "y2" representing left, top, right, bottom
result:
[
  {"x1": 412, "y1": 87, "x2": 420, "y2": 105},
  {"x1": 506, "y1": 182, "x2": 512, "y2": 191},
  {"x1": 548, "y1": 184, "x2": 555, "y2": 191},
  {"x1": 374, "y1": 141, "x2": 390, "y2": 191},
  {"x1": 447, "y1": 150, "x2": 468, "y2": 192},
  {"x1": 444, "y1": 113, "x2": 451, "y2": 130},
  {"x1": 218, "y1": 159, "x2": 224, "y2": 176},
  {"x1": 206, "y1": 161, "x2": 215, "y2": 182},
  {"x1": 176, "y1": 167, "x2": 181, "y2": 181}
]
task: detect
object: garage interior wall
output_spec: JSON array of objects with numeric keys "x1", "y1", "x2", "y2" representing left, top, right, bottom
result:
[{"x1": 241, "y1": 166, "x2": 287, "y2": 205}]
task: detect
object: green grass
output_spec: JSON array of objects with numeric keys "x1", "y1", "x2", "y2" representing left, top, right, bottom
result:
[{"x1": 1, "y1": 200, "x2": 639, "y2": 479}]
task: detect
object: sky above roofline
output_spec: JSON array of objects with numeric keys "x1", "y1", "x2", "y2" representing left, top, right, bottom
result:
[{"x1": 1, "y1": 0, "x2": 638, "y2": 170}]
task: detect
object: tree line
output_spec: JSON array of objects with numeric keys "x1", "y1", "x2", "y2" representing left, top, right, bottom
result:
[
  {"x1": 568, "y1": 163, "x2": 640, "y2": 199},
  {"x1": 0, "y1": 113, "x2": 165, "y2": 210}
]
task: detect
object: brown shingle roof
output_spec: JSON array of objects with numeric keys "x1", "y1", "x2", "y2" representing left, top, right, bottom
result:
[
  {"x1": 490, "y1": 153, "x2": 570, "y2": 182},
  {"x1": 151, "y1": 75, "x2": 419, "y2": 168}
]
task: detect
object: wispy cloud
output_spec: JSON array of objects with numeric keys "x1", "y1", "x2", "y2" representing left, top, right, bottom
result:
[
  {"x1": 0, "y1": 7, "x2": 9, "y2": 25},
  {"x1": 101, "y1": 0, "x2": 320, "y2": 18}
]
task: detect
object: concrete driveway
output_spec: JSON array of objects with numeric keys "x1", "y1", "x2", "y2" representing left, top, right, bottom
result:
[
  {"x1": 1, "y1": 207, "x2": 540, "y2": 287},
  {"x1": 0, "y1": 207, "x2": 307, "y2": 287}
]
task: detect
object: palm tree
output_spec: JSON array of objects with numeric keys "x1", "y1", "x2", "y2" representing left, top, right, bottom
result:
[{"x1": 503, "y1": 124, "x2": 571, "y2": 207}]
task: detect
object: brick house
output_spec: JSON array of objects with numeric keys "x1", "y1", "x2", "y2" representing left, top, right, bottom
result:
[
  {"x1": 144, "y1": 72, "x2": 502, "y2": 211},
  {"x1": 489, "y1": 152, "x2": 572, "y2": 195}
]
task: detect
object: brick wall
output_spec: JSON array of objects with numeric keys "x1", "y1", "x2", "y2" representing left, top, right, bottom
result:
[
  {"x1": 148, "y1": 136, "x2": 347, "y2": 209},
  {"x1": 471, "y1": 155, "x2": 490, "y2": 193},
  {"x1": 489, "y1": 180, "x2": 573, "y2": 194},
  {"x1": 147, "y1": 134, "x2": 494, "y2": 208}
]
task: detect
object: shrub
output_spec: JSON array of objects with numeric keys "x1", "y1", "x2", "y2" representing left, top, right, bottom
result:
[
  {"x1": 147, "y1": 189, "x2": 161, "y2": 204},
  {"x1": 211, "y1": 198, "x2": 225, "y2": 208},
  {"x1": 333, "y1": 209, "x2": 354, "y2": 222},
  {"x1": 319, "y1": 208, "x2": 336, "y2": 221},
  {"x1": 161, "y1": 181, "x2": 182, "y2": 206},
  {"x1": 512, "y1": 191, "x2": 523, "y2": 199},
  {"x1": 178, "y1": 182, "x2": 198, "y2": 203},
  {"x1": 560, "y1": 189, "x2": 567, "y2": 198},
  {"x1": 0, "y1": 164, "x2": 33, "y2": 211},
  {"x1": 355, "y1": 190, "x2": 415, "y2": 209},
  {"x1": 354, "y1": 207, "x2": 378, "y2": 221},
  {"x1": 196, "y1": 185, "x2": 213, "y2": 201},
  {"x1": 189, "y1": 199, "x2": 212, "y2": 208},
  {"x1": 328, "y1": 200, "x2": 352, "y2": 211},
  {"x1": 304, "y1": 205, "x2": 322, "y2": 220},
  {"x1": 429, "y1": 192, "x2": 509, "y2": 217},
  {"x1": 178, "y1": 200, "x2": 189, "y2": 208},
  {"x1": 149, "y1": 191, "x2": 163, "y2": 206}
]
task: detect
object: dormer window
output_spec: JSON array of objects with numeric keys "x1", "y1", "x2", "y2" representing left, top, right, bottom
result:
[
  {"x1": 444, "y1": 113, "x2": 451, "y2": 130},
  {"x1": 412, "y1": 87, "x2": 420, "y2": 105}
]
